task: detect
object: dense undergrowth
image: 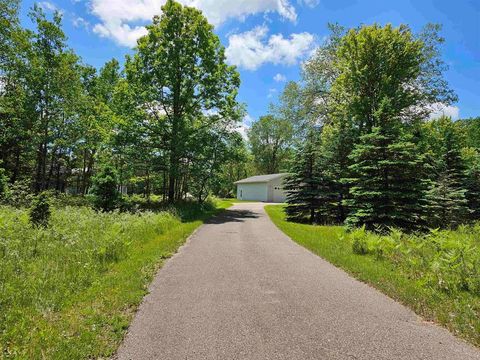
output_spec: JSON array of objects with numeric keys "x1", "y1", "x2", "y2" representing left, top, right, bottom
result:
[
  {"x1": 265, "y1": 205, "x2": 480, "y2": 347},
  {"x1": 0, "y1": 197, "x2": 234, "y2": 359}
]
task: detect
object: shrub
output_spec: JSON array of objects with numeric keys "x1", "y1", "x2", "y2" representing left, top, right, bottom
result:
[
  {"x1": 29, "y1": 192, "x2": 52, "y2": 228},
  {"x1": 91, "y1": 165, "x2": 121, "y2": 212},
  {"x1": 349, "y1": 226, "x2": 370, "y2": 255},
  {"x1": 0, "y1": 166, "x2": 7, "y2": 199},
  {"x1": 347, "y1": 225, "x2": 480, "y2": 296},
  {"x1": 50, "y1": 193, "x2": 95, "y2": 208},
  {"x1": 3, "y1": 179, "x2": 33, "y2": 207}
]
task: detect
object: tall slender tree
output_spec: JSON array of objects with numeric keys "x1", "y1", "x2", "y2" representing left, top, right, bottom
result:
[
  {"x1": 345, "y1": 118, "x2": 427, "y2": 231},
  {"x1": 125, "y1": 0, "x2": 241, "y2": 202}
]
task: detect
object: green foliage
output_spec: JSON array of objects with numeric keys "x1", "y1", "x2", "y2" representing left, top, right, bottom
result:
[
  {"x1": 0, "y1": 0, "x2": 243, "y2": 203},
  {"x1": 126, "y1": 0, "x2": 241, "y2": 202},
  {"x1": 350, "y1": 226, "x2": 369, "y2": 255},
  {"x1": 424, "y1": 174, "x2": 470, "y2": 228},
  {"x1": 29, "y1": 191, "x2": 51, "y2": 228},
  {"x1": 283, "y1": 23, "x2": 461, "y2": 232},
  {"x1": 2, "y1": 179, "x2": 34, "y2": 207},
  {"x1": 463, "y1": 150, "x2": 480, "y2": 219},
  {"x1": 285, "y1": 130, "x2": 338, "y2": 224},
  {"x1": 248, "y1": 114, "x2": 293, "y2": 174},
  {"x1": 91, "y1": 165, "x2": 121, "y2": 212},
  {"x1": 0, "y1": 165, "x2": 7, "y2": 198},
  {"x1": 343, "y1": 225, "x2": 480, "y2": 295},
  {"x1": 345, "y1": 125, "x2": 426, "y2": 231},
  {"x1": 421, "y1": 116, "x2": 471, "y2": 228},
  {"x1": 0, "y1": 200, "x2": 232, "y2": 358},
  {"x1": 285, "y1": 134, "x2": 321, "y2": 223}
]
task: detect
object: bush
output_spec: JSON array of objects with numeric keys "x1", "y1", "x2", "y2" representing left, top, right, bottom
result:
[
  {"x1": 349, "y1": 226, "x2": 369, "y2": 255},
  {"x1": 3, "y1": 179, "x2": 33, "y2": 207},
  {"x1": 0, "y1": 166, "x2": 7, "y2": 199},
  {"x1": 91, "y1": 165, "x2": 121, "y2": 212},
  {"x1": 29, "y1": 192, "x2": 51, "y2": 228},
  {"x1": 50, "y1": 193, "x2": 95, "y2": 208},
  {"x1": 346, "y1": 225, "x2": 480, "y2": 295}
]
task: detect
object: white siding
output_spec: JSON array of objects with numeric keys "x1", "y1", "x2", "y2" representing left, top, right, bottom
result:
[
  {"x1": 237, "y1": 183, "x2": 268, "y2": 201},
  {"x1": 235, "y1": 175, "x2": 287, "y2": 202},
  {"x1": 268, "y1": 176, "x2": 287, "y2": 203}
]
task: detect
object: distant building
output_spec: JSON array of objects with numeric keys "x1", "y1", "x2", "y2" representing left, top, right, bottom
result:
[{"x1": 234, "y1": 173, "x2": 288, "y2": 203}]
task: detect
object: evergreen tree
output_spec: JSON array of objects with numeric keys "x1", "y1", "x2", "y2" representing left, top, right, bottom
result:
[
  {"x1": 284, "y1": 131, "x2": 321, "y2": 223},
  {"x1": 422, "y1": 116, "x2": 470, "y2": 227},
  {"x1": 464, "y1": 152, "x2": 480, "y2": 220},
  {"x1": 29, "y1": 192, "x2": 51, "y2": 228},
  {"x1": 91, "y1": 165, "x2": 121, "y2": 212},
  {"x1": 345, "y1": 121, "x2": 426, "y2": 231},
  {"x1": 285, "y1": 130, "x2": 338, "y2": 224},
  {"x1": 319, "y1": 120, "x2": 355, "y2": 222},
  {"x1": 0, "y1": 164, "x2": 7, "y2": 199},
  {"x1": 424, "y1": 174, "x2": 469, "y2": 228}
]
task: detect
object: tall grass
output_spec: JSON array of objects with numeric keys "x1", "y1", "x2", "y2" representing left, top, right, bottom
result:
[
  {"x1": 0, "y1": 200, "x2": 232, "y2": 358},
  {"x1": 265, "y1": 205, "x2": 480, "y2": 347},
  {"x1": 346, "y1": 225, "x2": 480, "y2": 295}
]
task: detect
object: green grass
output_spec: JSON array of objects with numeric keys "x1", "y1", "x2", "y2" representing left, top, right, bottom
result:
[
  {"x1": 265, "y1": 205, "x2": 480, "y2": 347},
  {"x1": 0, "y1": 199, "x2": 232, "y2": 359}
]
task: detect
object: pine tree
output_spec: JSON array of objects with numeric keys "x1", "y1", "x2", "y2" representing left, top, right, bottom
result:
[
  {"x1": 285, "y1": 130, "x2": 338, "y2": 224},
  {"x1": 345, "y1": 124, "x2": 426, "y2": 231},
  {"x1": 424, "y1": 174, "x2": 469, "y2": 228},
  {"x1": 319, "y1": 120, "x2": 355, "y2": 222},
  {"x1": 465, "y1": 156, "x2": 480, "y2": 220},
  {"x1": 284, "y1": 132, "x2": 322, "y2": 223},
  {"x1": 91, "y1": 165, "x2": 121, "y2": 212},
  {"x1": 0, "y1": 165, "x2": 8, "y2": 199},
  {"x1": 29, "y1": 192, "x2": 51, "y2": 228},
  {"x1": 423, "y1": 117, "x2": 470, "y2": 227}
]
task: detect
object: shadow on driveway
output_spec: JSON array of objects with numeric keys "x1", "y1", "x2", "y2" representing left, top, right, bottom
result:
[{"x1": 205, "y1": 209, "x2": 259, "y2": 224}]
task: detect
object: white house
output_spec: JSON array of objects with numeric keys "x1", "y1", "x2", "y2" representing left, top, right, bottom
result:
[{"x1": 234, "y1": 173, "x2": 288, "y2": 203}]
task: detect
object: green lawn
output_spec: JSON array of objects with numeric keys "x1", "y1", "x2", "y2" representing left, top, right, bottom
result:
[
  {"x1": 0, "y1": 199, "x2": 234, "y2": 359},
  {"x1": 265, "y1": 205, "x2": 480, "y2": 347}
]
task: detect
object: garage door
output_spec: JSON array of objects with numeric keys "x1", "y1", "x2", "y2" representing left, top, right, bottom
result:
[{"x1": 272, "y1": 186, "x2": 286, "y2": 203}]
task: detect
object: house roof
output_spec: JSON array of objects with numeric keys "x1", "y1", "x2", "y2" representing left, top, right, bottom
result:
[{"x1": 234, "y1": 173, "x2": 288, "y2": 184}]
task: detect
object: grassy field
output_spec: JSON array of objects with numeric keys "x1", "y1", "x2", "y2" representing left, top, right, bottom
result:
[
  {"x1": 0, "y1": 198, "x2": 235, "y2": 359},
  {"x1": 265, "y1": 205, "x2": 480, "y2": 347}
]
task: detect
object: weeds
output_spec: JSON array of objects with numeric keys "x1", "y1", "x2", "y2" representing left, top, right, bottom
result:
[
  {"x1": 0, "y1": 199, "x2": 231, "y2": 358},
  {"x1": 343, "y1": 225, "x2": 480, "y2": 296}
]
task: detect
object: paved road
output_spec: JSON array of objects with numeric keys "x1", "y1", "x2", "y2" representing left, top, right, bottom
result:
[{"x1": 116, "y1": 203, "x2": 480, "y2": 360}]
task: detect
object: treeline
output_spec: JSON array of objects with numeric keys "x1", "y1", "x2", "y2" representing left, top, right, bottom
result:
[
  {"x1": 0, "y1": 0, "x2": 250, "y2": 204},
  {"x1": 250, "y1": 24, "x2": 480, "y2": 231}
]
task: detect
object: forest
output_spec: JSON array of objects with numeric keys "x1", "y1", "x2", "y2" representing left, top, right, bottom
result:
[
  {"x1": 0, "y1": 0, "x2": 250, "y2": 207},
  {"x1": 260, "y1": 24, "x2": 480, "y2": 233},
  {"x1": 3, "y1": 0, "x2": 478, "y2": 233}
]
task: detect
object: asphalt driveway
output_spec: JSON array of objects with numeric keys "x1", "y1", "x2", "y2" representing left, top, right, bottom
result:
[{"x1": 116, "y1": 203, "x2": 480, "y2": 360}]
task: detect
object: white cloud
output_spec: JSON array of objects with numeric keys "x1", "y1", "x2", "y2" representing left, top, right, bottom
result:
[
  {"x1": 297, "y1": 0, "x2": 320, "y2": 7},
  {"x1": 273, "y1": 73, "x2": 286, "y2": 82},
  {"x1": 237, "y1": 114, "x2": 254, "y2": 140},
  {"x1": 225, "y1": 25, "x2": 315, "y2": 70},
  {"x1": 268, "y1": 88, "x2": 278, "y2": 98},
  {"x1": 39, "y1": 1, "x2": 63, "y2": 14},
  {"x1": 89, "y1": 0, "x2": 299, "y2": 47},
  {"x1": 93, "y1": 23, "x2": 148, "y2": 47},
  {"x1": 72, "y1": 16, "x2": 90, "y2": 30},
  {"x1": 429, "y1": 103, "x2": 460, "y2": 120}
]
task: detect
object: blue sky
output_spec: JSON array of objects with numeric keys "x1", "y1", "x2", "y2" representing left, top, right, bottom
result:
[{"x1": 19, "y1": 0, "x2": 479, "y2": 128}]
